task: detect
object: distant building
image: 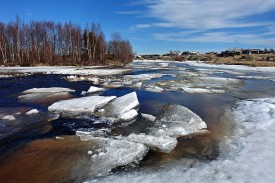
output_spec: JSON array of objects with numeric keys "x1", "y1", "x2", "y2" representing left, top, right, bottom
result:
[
  {"x1": 140, "y1": 54, "x2": 162, "y2": 60},
  {"x1": 227, "y1": 48, "x2": 242, "y2": 55},
  {"x1": 181, "y1": 51, "x2": 190, "y2": 56},
  {"x1": 243, "y1": 49, "x2": 263, "y2": 54}
]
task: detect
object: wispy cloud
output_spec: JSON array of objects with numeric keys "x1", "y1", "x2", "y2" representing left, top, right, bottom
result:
[
  {"x1": 140, "y1": 0, "x2": 275, "y2": 30},
  {"x1": 129, "y1": 0, "x2": 275, "y2": 47},
  {"x1": 116, "y1": 11, "x2": 141, "y2": 15},
  {"x1": 153, "y1": 32, "x2": 275, "y2": 46}
]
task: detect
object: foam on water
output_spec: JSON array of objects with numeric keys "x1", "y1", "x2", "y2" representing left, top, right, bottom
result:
[{"x1": 87, "y1": 98, "x2": 275, "y2": 183}]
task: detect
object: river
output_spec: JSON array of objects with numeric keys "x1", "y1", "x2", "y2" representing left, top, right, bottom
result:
[{"x1": 0, "y1": 60, "x2": 275, "y2": 183}]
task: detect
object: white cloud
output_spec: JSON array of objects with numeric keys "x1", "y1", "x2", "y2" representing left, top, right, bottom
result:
[
  {"x1": 129, "y1": 0, "x2": 275, "y2": 47},
  {"x1": 142, "y1": 0, "x2": 275, "y2": 30},
  {"x1": 153, "y1": 32, "x2": 275, "y2": 46}
]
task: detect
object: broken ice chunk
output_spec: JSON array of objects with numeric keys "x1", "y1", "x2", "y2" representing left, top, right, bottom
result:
[
  {"x1": 152, "y1": 105, "x2": 207, "y2": 138},
  {"x1": 76, "y1": 135, "x2": 148, "y2": 178},
  {"x1": 25, "y1": 109, "x2": 39, "y2": 115},
  {"x1": 103, "y1": 92, "x2": 139, "y2": 122},
  {"x1": 87, "y1": 86, "x2": 105, "y2": 94},
  {"x1": 141, "y1": 113, "x2": 156, "y2": 122},
  {"x1": 118, "y1": 109, "x2": 138, "y2": 122}
]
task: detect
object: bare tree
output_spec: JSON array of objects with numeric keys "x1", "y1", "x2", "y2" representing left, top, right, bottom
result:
[{"x1": 0, "y1": 16, "x2": 134, "y2": 66}]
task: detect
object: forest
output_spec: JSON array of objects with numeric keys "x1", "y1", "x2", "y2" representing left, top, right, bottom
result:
[{"x1": 0, "y1": 16, "x2": 134, "y2": 66}]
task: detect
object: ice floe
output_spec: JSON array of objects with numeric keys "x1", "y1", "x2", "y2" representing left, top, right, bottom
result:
[
  {"x1": 182, "y1": 87, "x2": 225, "y2": 94},
  {"x1": 48, "y1": 96, "x2": 116, "y2": 118},
  {"x1": 141, "y1": 113, "x2": 156, "y2": 122},
  {"x1": 87, "y1": 86, "x2": 105, "y2": 94},
  {"x1": 18, "y1": 92, "x2": 73, "y2": 104},
  {"x1": 76, "y1": 135, "x2": 148, "y2": 178},
  {"x1": 3, "y1": 115, "x2": 16, "y2": 121},
  {"x1": 25, "y1": 109, "x2": 39, "y2": 115},
  {"x1": 18, "y1": 87, "x2": 75, "y2": 104},
  {"x1": 151, "y1": 105, "x2": 207, "y2": 138},
  {"x1": 22, "y1": 87, "x2": 75, "y2": 94},
  {"x1": 118, "y1": 109, "x2": 138, "y2": 122}
]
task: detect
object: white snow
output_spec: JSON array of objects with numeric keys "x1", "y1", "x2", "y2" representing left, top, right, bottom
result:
[
  {"x1": 22, "y1": 87, "x2": 75, "y2": 94},
  {"x1": 86, "y1": 98, "x2": 275, "y2": 183},
  {"x1": 141, "y1": 113, "x2": 156, "y2": 122},
  {"x1": 127, "y1": 133, "x2": 177, "y2": 153},
  {"x1": 25, "y1": 109, "x2": 39, "y2": 115},
  {"x1": 48, "y1": 96, "x2": 116, "y2": 117},
  {"x1": 87, "y1": 86, "x2": 105, "y2": 94}
]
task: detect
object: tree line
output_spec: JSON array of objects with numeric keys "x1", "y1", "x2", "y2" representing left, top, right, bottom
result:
[{"x1": 0, "y1": 16, "x2": 134, "y2": 66}]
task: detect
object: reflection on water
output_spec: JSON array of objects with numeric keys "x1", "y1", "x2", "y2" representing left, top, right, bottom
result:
[
  {"x1": 0, "y1": 61, "x2": 275, "y2": 182},
  {"x1": 0, "y1": 136, "x2": 93, "y2": 183}
]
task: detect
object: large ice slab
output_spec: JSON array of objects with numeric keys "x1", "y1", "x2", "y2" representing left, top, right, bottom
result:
[
  {"x1": 18, "y1": 92, "x2": 73, "y2": 104},
  {"x1": 19, "y1": 87, "x2": 75, "y2": 104},
  {"x1": 76, "y1": 135, "x2": 148, "y2": 178},
  {"x1": 22, "y1": 87, "x2": 75, "y2": 94},
  {"x1": 103, "y1": 92, "x2": 139, "y2": 122},
  {"x1": 152, "y1": 105, "x2": 207, "y2": 138},
  {"x1": 127, "y1": 133, "x2": 177, "y2": 153},
  {"x1": 48, "y1": 96, "x2": 116, "y2": 118}
]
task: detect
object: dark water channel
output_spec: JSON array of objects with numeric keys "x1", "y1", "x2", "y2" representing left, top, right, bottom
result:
[{"x1": 0, "y1": 62, "x2": 275, "y2": 183}]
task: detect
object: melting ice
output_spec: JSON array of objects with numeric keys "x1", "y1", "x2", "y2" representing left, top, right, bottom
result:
[{"x1": 86, "y1": 98, "x2": 275, "y2": 183}]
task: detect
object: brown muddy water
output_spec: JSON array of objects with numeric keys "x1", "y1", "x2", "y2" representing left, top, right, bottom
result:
[{"x1": 0, "y1": 61, "x2": 275, "y2": 183}]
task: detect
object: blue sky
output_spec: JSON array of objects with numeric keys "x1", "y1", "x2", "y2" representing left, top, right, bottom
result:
[{"x1": 1, "y1": 0, "x2": 275, "y2": 54}]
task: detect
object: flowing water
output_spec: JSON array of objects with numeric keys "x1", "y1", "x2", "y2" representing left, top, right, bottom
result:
[{"x1": 0, "y1": 61, "x2": 275, "y2": 183}]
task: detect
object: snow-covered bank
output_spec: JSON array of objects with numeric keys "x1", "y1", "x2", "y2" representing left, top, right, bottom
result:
[
  {"x1": 87, "y1": 98, "x2": 275, "y2": 183},
  {"x1": 184, "y1": 61, "x2": 275, "y2": 73},
  {"x1": 0, "y1": 66, "x2": 130, "y2": 76}
]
